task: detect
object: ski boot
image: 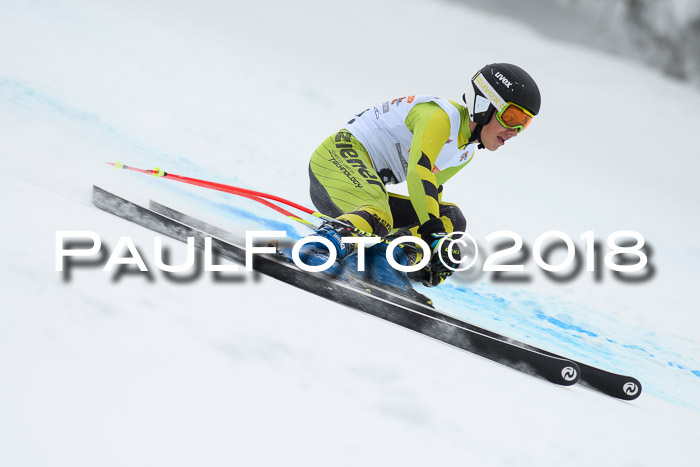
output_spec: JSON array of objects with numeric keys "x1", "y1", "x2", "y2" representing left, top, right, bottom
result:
[{"x1": 312, "y1": 222, "x2": 356, "y2": 259}]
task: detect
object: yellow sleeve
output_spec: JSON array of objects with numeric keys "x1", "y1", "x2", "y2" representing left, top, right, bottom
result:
[
  {"x1": 435, "y1": 162, "x2": 469, "y2": 186},
  {"x1": 405, "y1": 102, "x2": 451, "y2": 225}
]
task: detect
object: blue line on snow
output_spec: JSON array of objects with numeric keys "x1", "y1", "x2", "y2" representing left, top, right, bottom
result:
[
  {"x1": 0, "y1": 77, "x2": 117, "y2": 134},
  {"x1": 532, "y1": 309, "x2": 599, "y2": 337}
]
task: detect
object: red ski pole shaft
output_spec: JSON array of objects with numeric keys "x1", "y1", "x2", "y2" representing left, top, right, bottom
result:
[
  {"x1": 108, "y1": 161, "x2": 324, "y2": 227},
  {"x1": 107, "y1": 161, "x2": 404, "y2": 245}
]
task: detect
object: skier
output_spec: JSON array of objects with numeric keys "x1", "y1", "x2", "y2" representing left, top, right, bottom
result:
[{"x1": 308, "y1": 63, "x2": 541, "y2": 286}]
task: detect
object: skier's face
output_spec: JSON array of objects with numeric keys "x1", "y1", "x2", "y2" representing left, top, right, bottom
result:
[{"x1": 481, "y1": 114, "x2": 519, "y2": 151}]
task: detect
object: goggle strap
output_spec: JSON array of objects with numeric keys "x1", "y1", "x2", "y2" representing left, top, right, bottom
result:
[{"x1": 473, "y1": 72, "x2": 507, "y2": 112}]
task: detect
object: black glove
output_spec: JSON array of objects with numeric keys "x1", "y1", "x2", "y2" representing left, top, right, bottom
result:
[{"x1": 408, "y1": 219, "x2": 461, "y2": 287}]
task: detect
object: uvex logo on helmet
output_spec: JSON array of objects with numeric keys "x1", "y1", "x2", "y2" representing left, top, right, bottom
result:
[{"x1": 494, "y1": 72, "x2": 512, "y2": 88}]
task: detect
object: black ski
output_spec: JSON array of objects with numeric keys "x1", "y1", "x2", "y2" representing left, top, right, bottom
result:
[
  {"x1": 145, "y1": 194, "x2": 643, "y2": 401},
  {"x1": 92, "y1": 185, "x2": 581, "y2": 387}
]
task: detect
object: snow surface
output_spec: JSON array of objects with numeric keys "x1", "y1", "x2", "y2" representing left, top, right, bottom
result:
[{"x1": 1, "y1": 0, "x2": 699, "y2": 465}]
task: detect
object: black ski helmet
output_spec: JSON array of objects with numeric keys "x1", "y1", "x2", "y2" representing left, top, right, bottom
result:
[{"x1": 468, "y1": 63, "x2": 541, "y2": 125}]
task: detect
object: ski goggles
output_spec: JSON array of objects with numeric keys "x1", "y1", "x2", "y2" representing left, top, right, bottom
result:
[{"x1": 495, "y1": 102, "x2": 534, "y2": 133}]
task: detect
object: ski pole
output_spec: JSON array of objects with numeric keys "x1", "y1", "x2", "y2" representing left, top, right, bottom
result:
[
  {"x1": 107, "y1": 162, "x2": 318, "y2": 227},
  {"x1": 108, "y1": 161, "x2": 399, "y2": 245}
]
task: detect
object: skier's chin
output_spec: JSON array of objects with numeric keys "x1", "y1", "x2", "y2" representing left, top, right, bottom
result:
[{"x1": 484, "y1": 139, "x2": 502, "y2": 151}]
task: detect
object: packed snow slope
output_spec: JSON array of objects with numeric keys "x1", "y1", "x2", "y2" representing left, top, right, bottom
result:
[{"x1": 1, "y1": 1, "x2": 699, "y2": 466}]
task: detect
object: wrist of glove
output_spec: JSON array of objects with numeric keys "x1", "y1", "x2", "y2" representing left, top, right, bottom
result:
[{"x1": 411, "y1": 218, "x2": 461, "y2": 287}]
